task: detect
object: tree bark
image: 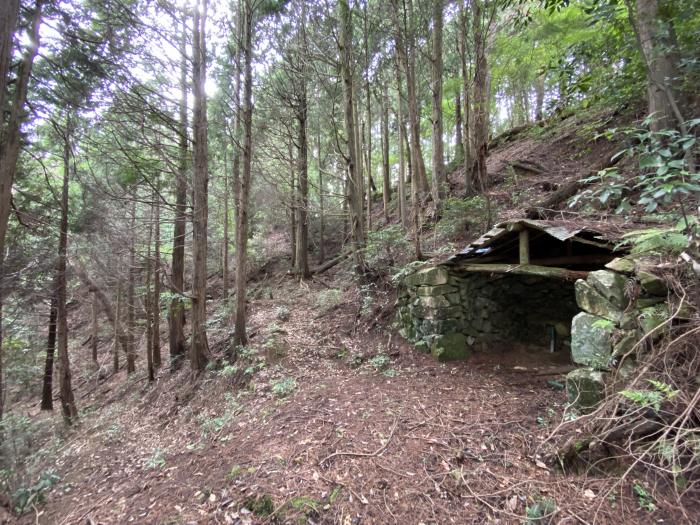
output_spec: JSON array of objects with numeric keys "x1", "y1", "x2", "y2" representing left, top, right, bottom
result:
[
  {"x1": 471, "y1": 0, "x2": 490, "y2": 193},
  {"x1": 394, "y1": 61, "x2": 407, "y2": 228},
  {"x1": 168, "y1": 10, "x2": 189, "y2": 370},
  {"x1": 317, "y1": 123, "x2": 325, "y2": 263},
  {"x1": 338, "y1": 0, "x2": 367, "y2": 273},
  {"x1": 190, "y1": 0, "x2": 210, "y2": 371},
  {"x1": 40, "y1": 289, "x2": 57, "y2": 410},
  {"x1": 152, "y1": 184, "x2": 161, "y2": 368},
  {"x1": 144, "y1": 200, "x2": 154, "y2": 382},
  {"x1": 0, "y1": 0, "x2": 43, "y2": 264},
  {"x1": 114, "y1": 282, "x2": 121, "y2": 374},
  {"x1": 56, "y1": 118, "x2": 78, "y2": 423},
  {"x1": 126, "y1": 199, "x2": 136, "y2": 375},
  {"x1": 294, "y1": 1, "x2": 310, "y2": 279},
  {"x1": 535, "y1": 72, "x2": 545, "y2": 121},
  {"x1": 233, "y1": 0, "x2": 254, "y2": 348},
  {"x1": 431, "y1": 0, "x2": 445, "y2": 205},
  {"x1": 222, "y1": 150, "x2": 230, "y2": 303},
  {"x1": 91, "y1": 293, "x2": 98, "y2": 363},
  {"x1": 380, "y1": 82, "x2": 391, "y2": 223},
  {"x1": 459, "y1": 1, "x2": 473, "y2": 192}
]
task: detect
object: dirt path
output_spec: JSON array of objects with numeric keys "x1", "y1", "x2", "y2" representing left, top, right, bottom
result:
[{"x1": 25, "y1": 273, "x2": 667, "y2": 525}]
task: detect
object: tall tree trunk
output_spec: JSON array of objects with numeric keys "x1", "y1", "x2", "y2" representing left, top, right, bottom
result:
[
  {"x1": 338, "y1": 0, "x2": 366, "y2": 273},
  {"x1": 455, "y1": 91, "x2": 463, "y2": 161},
  {"x1": 222, "y1": 150, "x2": 230, "y2": 304},
  {"x1": 395, "y1": 62, "x2": 407, "y2": 228},
  {"x1": 91, "y1": 293, "x2": 98, "y2": 363},
  {"x1": 381, "y1": 83, "x2": 391, "y2": 223},
  {"x1": 459, "y1": 1, "x2": 473, "y2": 192},
  {"x1": 152, "y1": 185, "x2": 161, "y2": 368},
  {"x1": 168, "y1": 11, "x2": 189, "y2": 370},
  {"x1": 127, "y1": 199, "x2": 136, "y2": 374},
  {"x1": 56, "y1": 119, "x2": 78, "y2": 423},
  {"x1": 190, "y1": 0, "x2": 210, "y2": 371},
  {"x1": 144, "y1": 201, "x2": 154, "y2": 382},
  {"x1": 471, "y1": 0, "x2": 489, "y2": 193},
  {"x1": 114, "y1": 282, "x2": 121, "y2": 374},
  {"x1": 0, "y1": 0, "x2": 43, "y2": 263},
  {"x1": 363, "y1": 3, "x2": 373, "y2": 233},
  {"x1": 630, "y1": 0, "x2": 684, "y2": 131},
  {"x1": 40, "y1": 289, "x2": 57, "y2": 410},
  {"x1": 317, "y1": 123, "x2": 325, "y2": 263},
  {"x1": 233, "y1": 0, "x2": 254, "y2": 348},
  {"x1": 431, "y1": 0, "x2": 445, "y2": 205},
  {"x1": 295, "y1": 81, "x2": 310, "y2": 279},
  {"x1": 535, "y1": 73, "x2": 545, "y2": 121},
  {"x1": 289, "y1": 141, "x2": 297, "y2": 270}
]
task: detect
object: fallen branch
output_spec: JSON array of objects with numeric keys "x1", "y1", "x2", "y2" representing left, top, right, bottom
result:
[
  {"x1": 319, "y1": 418, "x2": 399, "y2": 466},
  {"x1": 310, "y1": 251, "x2": 351, "y2": 275}
]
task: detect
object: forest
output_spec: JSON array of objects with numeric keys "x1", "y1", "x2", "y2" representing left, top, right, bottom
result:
[{"x1": 0, "y1": 0, "x2": 698, "y2": 523}]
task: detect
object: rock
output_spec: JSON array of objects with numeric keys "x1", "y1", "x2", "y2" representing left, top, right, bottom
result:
[
  {"x1": 638, "y1": 270, "x2": 667, "y2": 296},
  {"x1": 405, "y1": 266, "x2": 449, "y2": 286},
  {"x1": 605, "y1": 257, "x2": 636, "y2": 274},
  {"x1": 619, "y1": 309, "x2": 641, "y2": 330},
  {"x1": 431, "y1": 332, "x2": 470, "y2": 361},
  {"x1": 612, "y1": 330, "x2": 641, "y2": 358},
  {"x1": 566, "y1": 368, "x2": 606, "y2": 412},
  {"x1": 417, "y1": 295, "x2": 451, "y2": 309},
  {"x1": 574, "y1": 280, "x2": 622, "y2": 323},
  {"x1": 416, "y1": 284, "x2": 458, "y2": 296},
  {"x1": 634, "y1": 296, "x2": 665, "y2": 309},
  {"x1": 587, "y1": 270, "x2": 629, "y2": 309},
  {"x1": 639, "y1": 304, "x2": 669, "y2": 334},
  {"x1": 571, "y1": 312, "x2": 614, "y2": 369}
]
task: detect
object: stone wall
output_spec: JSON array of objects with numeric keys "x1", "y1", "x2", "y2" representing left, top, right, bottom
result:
[
  {"x1": 565, "y1": 259, "x2": 671, "y2": 412},
  {"x1": 396, "y1": 266, "x2": 578, "y2": 361}
]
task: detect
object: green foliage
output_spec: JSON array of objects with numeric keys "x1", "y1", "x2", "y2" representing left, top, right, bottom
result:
[
  {"x1": 145, "y1": 448, "x2": 166, "y2": 469},
  {"x1": 435, "y1": 197, "x2": 489, "y2": 239},
  {"x1": 219, "y1": 364, "x2": 238, "y2": 378},
  {"x1": 369, "y1": 354, "x2": 391, "y2": 371},
  {"x1": 572, "y1": 119, "x2": 700, "y2": 214},
  {"x1": 314, "y1": 289, "x2": 343, "y2": 313},
  {"x1": 633, "y1": 481, "x2": 656, "y2": 512},
  {"x1": 391, "y1": 261, "x2": 426, "y2": 284},
  {"x1": 620, "y1": 380, "x2": 678, "y2": 412},
  {"x1": 525, "y1": 495, "x2": 557, "y2": 524},
  {"x1": 621, "y1": 218, "x2": 695, "y2": 255},
  {"x1": 364, "y1": 225, "x2": 409, "y2": 269},
  {"x1": 271, "y1": 377, "x2": 297, "y2": 397},
  {"x1": 10, "y1": 469, "x2": 60, "y2": 514},
  {"x1": 244, "y1": 494, "x2": 275, "y2": 517}
]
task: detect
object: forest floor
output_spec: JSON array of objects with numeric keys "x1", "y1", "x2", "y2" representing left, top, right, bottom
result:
[
  {"x1": 7, "y1": 106, "x2": 689, "y2": 524},
  {"x1": 16, "y1": 266, "x2": 681, "y2": 525}
]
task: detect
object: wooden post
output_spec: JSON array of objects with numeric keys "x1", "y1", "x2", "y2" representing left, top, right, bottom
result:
[{"x1": 519, "y1": 229, "x2": 530, "y2": 265}]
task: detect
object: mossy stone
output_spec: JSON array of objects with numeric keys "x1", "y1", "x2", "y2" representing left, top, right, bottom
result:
[
  {"x1": 416, "y1": 284, "x2": 458, "y2": 296},
  {"x1": 605, "y1": 257, "x2": 636, "y2": 274},
  {"x1": 405, "y1": 266, "x2": 449, "y2": 286},
  {"x1": 566, "y1": 368, "x2": 606, "y2": 412},
  {"x1": 575, "y1": 280, "x2": 622, "y2": 323},
  {"x1": 431, "y1": 333, "x2": 470, "y2": 361},
  {"x1": 587, "y1": 270, "x2": 629, "y2": 309},
  {"x1": 571, "y1": 312, "x2": 614, "y2": 369},
  {"x1": 638, "y1": 271, "x2": 668, "y2": 296}
]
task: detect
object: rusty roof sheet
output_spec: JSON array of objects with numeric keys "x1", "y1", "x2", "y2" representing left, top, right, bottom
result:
[{"x1": 448, "y1": 218, "x2": 632, "y2": 262}]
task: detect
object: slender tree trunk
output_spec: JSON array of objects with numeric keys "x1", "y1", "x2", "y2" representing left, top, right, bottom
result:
[
  {"x1": 631, "y1": 0, "x2": 683, "y2": 131},
  {"x1": 56, "y1": 119, "x2": 78, "y2": 423},
  {"x1": 168, "y1": 11, "x2": 189, "y2": 370},
  {"x1": 233, "y1": 0, "x2": 254, "y2": 348},
  {"x1": 289, "y1": 141, "x2": 297, "y2": 270},
  {"x1": 395, "y1": 62, "x2": 407, "y2": 228},
  {"x1": 152, "y1": 185, "x2": 161, "y2": 369},
  {"x1": 317, "y1": 124, "x2": 325, "y2": 263},
  {"x1": 90, "y1": 293, "x2": 98, "y2": 363},
  {"x1": 431, "y1": 0, "x2": 445, "y2": 205},
  {"x1": 295, "y1": 82, "x2": 310, "y2": 279},
  {"x1": 363, "y1": 3, "x2": 373, "y2": 233},
  {"x1": 0, "y1": 0, "x2": 43, "y2": 262},
  {"x1": 459, "y1": 1, "x2": 473, "y2": 192},
  {"x1": 455, "y1": 92, "x2": 463, "y2": 161},
  {"x1": 222, "y1": 150, "x2": 230, "y2": 303},
  {"x1": 40, "y1": 289, "x2": 57, "y2": 410},
  {"x1": 144, "y1": 202, "x2": 154, "y2": 382},
  {"x1": 339, "y1": 0, "x2": 366, "y2": 273},
  {"x1": 127, "y1": 199, "x2": 136, "y2": 374},
  {"x1": 535, "y1": 73, "x2": 545, "y2": 121},
  {"x1": 114, "y1": 282, "x2": 121, "y2": 373},
  {"x1": 381, "y1": 83, "x2": 391, "y2": 223},
  {"x1": 471, "y1": 0, "x2": 489, "y2": 192},
  {"x1": 190, "y1": 0, "x2": 210, "y2": 371}
]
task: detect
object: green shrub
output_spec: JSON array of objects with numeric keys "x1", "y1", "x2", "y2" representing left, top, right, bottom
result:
[
  {"x1": 364, "y1": 225, "x2": 409, "y2": 268},
  {"x1": 436, "y1": 196, "x2": 490, "y2": 239},
  {"x1": 271, "y1": 377, "x2": 297, "y2": 397}
]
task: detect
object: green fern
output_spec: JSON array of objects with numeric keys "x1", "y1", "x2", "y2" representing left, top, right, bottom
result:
[{"x1": 621, "y1": 227, "x2": 690, "y2": 255}]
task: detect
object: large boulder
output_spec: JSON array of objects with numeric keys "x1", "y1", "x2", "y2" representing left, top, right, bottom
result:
[
  {"x1": 587, "y1": 270, "x2": 629, "y2": 309},
  {"x1": 571, "y1": 312, "x2": 614, "y2": 369},
  {"x1": 405, "y1": 266, "x2": 449, "y2": 286},
  {"x1": 566, "y1": 368, "x2": 607, "y2": 412},
  {"x1": 574, "y1": 280, "x2": 623, "y2": 323},
  {"x1": 638, "y1": 270, "x2": 668, "y2": 296},
  {"x1": 431, "y1": 332, "x2": 470, "y2": 361}
]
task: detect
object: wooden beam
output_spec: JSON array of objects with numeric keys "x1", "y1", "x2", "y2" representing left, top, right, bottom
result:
[
  {"x1": 455, "y1": 263, "x2": 589, "y2": 281},
  {"x1": 519, "y1": 229, "x2": 530, "y2": 265}
]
